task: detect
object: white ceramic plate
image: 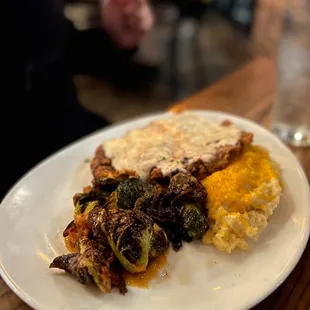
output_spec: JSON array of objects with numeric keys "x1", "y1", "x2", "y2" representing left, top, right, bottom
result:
[{"x1": 1, "y1": 110, "x2": 309, "y2": 310}]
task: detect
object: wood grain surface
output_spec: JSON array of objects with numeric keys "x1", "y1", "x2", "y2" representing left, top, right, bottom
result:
[{"x1": 1, "y1": 57, "x2": 309, "y2": 310}]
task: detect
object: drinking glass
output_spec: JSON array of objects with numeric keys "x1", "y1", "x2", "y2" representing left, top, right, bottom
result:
[{"x1": 272, "y1": 0, "x2": 310, "y2": 146}]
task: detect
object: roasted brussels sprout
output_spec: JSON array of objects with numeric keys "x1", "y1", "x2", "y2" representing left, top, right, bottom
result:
[
  {"x1": 115, "y1": 178, "x2": 151, "y2": 209},
  {"x1": 134, "y1": 183, "x2": 166, "y2": 213},
  {"x1": 180, "y1": 204, "x2": 208, "y2": 240},
  {"x1": 167, "y1": 172, "x2": 207, "y2": 211},
  {"x1": 135, "y1": 183, "x2": 188, "y2": 251},
  {"x1": 53, "y1": 167, "x2": 210, "y2": 294},
  {"x1": 134, "y1": 184, "x2": 173, "y2": 226},
  {"x1": 135, "y1": 174, "x2": 208, "y2": 246},
  {"x1": 101, "y1": 205, "x2": 154, "y2": 273},
  {"x1": 50, "y1": 238, "x2": 117, "y2": 293},
  {"x1": 166, "y1": 173, "x2": 208, "y2": 241},
  {"x1": 89, "y1": 204, "x2": 168, "y2": 261}
]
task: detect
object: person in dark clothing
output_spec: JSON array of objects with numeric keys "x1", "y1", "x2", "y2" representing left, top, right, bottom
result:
[{"x1": 2, "y1": 0, "x2": 153, "y2": 199}]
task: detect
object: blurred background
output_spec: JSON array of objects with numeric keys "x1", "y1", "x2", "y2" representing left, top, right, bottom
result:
[
  {"x1": 64, "y1": 0, "x2": 283, "y2": 123},
  {"x1": 2, "y1": 0, "x2": 288, "y2": 197}
]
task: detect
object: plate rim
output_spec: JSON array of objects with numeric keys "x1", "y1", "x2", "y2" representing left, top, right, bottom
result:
[{"x1": 1, "y1": 109, "x2": 309, "y2": 310}]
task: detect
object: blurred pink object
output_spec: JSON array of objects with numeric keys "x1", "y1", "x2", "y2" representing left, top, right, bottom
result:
[{"x1": 100, "y1": 0, "x2": 153, "y2": 49}]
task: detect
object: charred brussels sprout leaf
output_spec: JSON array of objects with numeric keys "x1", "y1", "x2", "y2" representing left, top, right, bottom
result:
[
  {"x1": 70, "y1": 198, "x2": 104, "y2": 251},
  {"x1": 101, "y1": 205, "x2": 154, "y2": 273},
  {"x1": 88, "y1": 206, "x2": 109, "y2": 246},
  {"x1": 63, "y1": 220, "x2": 80, "y2": 252},
  {"x1": 180, "y1": 204, "x2": 208, "y2": 240},
  {"x1": 63, "y1": 220, "x2": 76, "y2": 238},
  {"x1": 92, "y1": 176, "x2": 126, "y2": 194},
  {"x1": 49, "y1": 253, "x2": 93, "y2": 284},
  {"x1": 73, "y1": 188, "x2": 109, "y2": 213},
  {"x1": 74, "y1": 200, "x2": 99, "y2": 216},
  {"x1": 149, "y1": 224, "x2": 169, "y2": 260},
  {"x1": 78, "y1": 238, "x2": 114, "y2": 292},
  {"x1": 50, "y1": 238, "x2": 116, "y2": 293}
]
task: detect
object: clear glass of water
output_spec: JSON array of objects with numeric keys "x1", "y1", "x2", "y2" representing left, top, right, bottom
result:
[{"x1": 272, "y1": 2, "x2": 310, "y2": 147}]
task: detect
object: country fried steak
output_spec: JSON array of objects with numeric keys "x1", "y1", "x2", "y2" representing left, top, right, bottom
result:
[
  {"x1": 91, "y1": 146, "x2": 137, "y2": 181},
  {"x1": 91, "y1": 116, "x2": 253, "y2": 181}
]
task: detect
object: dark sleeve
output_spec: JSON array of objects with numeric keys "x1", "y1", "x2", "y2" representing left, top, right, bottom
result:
[
  {"x1": 66, "y1": 24, "x2": 138, "y2": 78},
  {"x1": 2, "y1": 0, "x2": 130, "y2": 199}
]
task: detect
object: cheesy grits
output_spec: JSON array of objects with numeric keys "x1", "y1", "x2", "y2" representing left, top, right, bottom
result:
[{"x1": 202, "y1": 144, "x2": 282, "y2": 253}]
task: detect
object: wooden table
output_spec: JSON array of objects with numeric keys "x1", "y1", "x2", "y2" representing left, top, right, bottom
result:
[{"x1": 1, "y1": 57, "x2": 309, "y2": 310}]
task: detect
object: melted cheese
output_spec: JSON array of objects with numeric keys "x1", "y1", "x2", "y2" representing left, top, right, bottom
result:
[{"x1": 103, "y1": 112, "x2": 242, "y2": 179}]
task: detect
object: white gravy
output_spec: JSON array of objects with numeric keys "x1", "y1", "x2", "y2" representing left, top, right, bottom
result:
[{"x1": 103, "y1": 112, "x2": 242, "y2": 179}]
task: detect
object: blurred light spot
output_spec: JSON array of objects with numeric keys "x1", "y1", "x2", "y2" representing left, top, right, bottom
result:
[
  {"x1": 294, "y1": 132, "x2": 302, "y2": 140},
  {"x1": 38, "y1": 251, "x2": 52, "y2": 264}
]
